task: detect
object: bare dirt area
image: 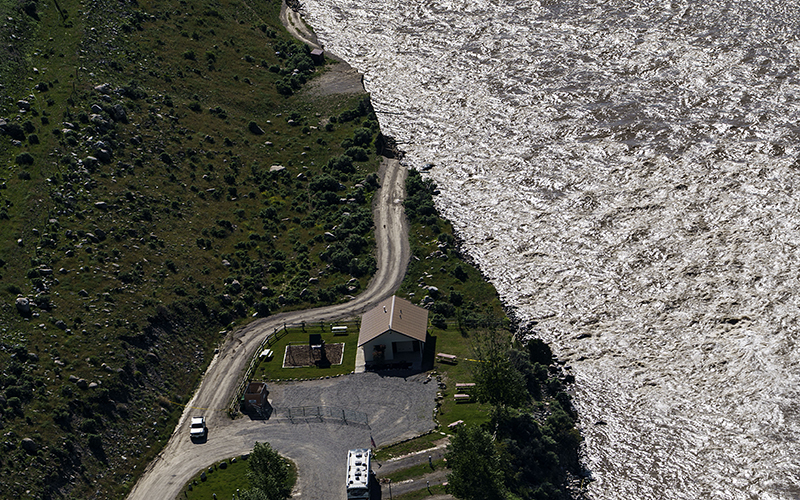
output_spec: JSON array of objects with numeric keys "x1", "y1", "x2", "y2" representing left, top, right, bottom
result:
[
  {"x1": 283, "y1": 343, "x2": 344, "y2": 367},
  {"x1": 303, "y1": 62, "x2": 365, "y2": 98},
  {"x1": 281, "y1": 0, "x2": 365, "y2": 97}
]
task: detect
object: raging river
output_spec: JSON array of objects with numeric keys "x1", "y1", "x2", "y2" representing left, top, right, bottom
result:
[{"x1": 295, "y1": 0, "x2": 800, "y2": 498}]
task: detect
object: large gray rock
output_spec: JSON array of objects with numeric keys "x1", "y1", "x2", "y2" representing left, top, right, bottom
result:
[{"x1": 15, "y1": 297, "x2": 31, "y2": 315}]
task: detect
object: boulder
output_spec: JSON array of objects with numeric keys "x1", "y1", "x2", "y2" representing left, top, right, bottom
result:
[
  {"x1": 17, "y1": 100, "x2": 31, "y2": 111},
  {"x1": 20, "y1": 438, "x2": 36, "y2": 453},
  {"x1": 94, "y1": 83, "x2": 112, "y2": 94},
  {"x1": 90, "y1": 104, "x2": 103, "y2": 114},
  {"x1": 112, "y1": 104, "x2": 128, "y2": 123},
  {"x1": 76, "y1": 378, "x2": 88, "y2": 389},
  {"x1": 96, "y1": 148, "x2": 112, "y2": 163},
  {"x1": 15, "y1": 297, "x2": 31, "y2": 316},
  {"x1": 247, "y1": 121, "x2": 264, "y2": 135}
]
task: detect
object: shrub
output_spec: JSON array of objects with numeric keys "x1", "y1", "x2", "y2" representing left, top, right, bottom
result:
[
  {"x1": 183, "y1": 50, "x2": 196, "y2": 60},
  {"x1": 15, "y1": 153, "x2": 34, "y2": 165},
  {"x1": 345, "y1": 146, "x2": 368, "y2": 161},
  {"x1": 353, "y1": 127, "x2": 373, "y2": 146}
]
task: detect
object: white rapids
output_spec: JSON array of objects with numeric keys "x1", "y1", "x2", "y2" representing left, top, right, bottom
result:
[{"x1": 296, "y1": 0, "x2": 800, "y2": 498}]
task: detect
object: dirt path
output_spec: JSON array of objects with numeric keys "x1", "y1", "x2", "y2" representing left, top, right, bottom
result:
[
  {"x1": 127, "y1": 6, "x2": 414, "y2": 499},
  {"x1": 127, "y1": 156, "x2": 409, "y2": 500}
]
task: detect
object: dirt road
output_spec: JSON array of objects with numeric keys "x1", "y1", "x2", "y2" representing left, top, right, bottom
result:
[{"x1": 127, "y1": 157, "x2": 410, "y2": 500}]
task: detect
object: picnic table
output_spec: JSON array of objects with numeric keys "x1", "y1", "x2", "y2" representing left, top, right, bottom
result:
[{"x1": 436, "y1": 353, "x2": 458, "y2": 364}]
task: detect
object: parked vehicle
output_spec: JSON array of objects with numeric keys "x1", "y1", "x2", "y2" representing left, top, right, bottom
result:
[
  {"x1": 189, "y1": 416, "x2": 207, "y2": 439},
  {"x1": 346, "y1": 448, "x2": 371, "y2": 500}
]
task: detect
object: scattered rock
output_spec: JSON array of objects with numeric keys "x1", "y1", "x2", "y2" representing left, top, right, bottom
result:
[
  {"x1": 17, "y1": 100, "x2": 30, "y2": 111},
  {"x1": 15, "y1": 297, "x2": 31, "y2": 316},
  {"x1": 88, "y1": 382, "x2": 99, "y2": 389},
  {"x1": 248, "y1": 121, "x2": 264, "y2": 135},
  {"x1": 229, "y1": 280, "x2": 242, "y2": 293},
  {"x1": 76, "y1": 378, "x2": 88, "y2": 389},
  {"x1": 78, "y1": 289, "x2": 89, "y2": 297},
  {"x1": 112, "y1": 104, "x2": 128, "y2": 123},
  {"x1": 20, "y1": 438, "x2": 36, "y2": 453},
  {"x1": 323, "y1": 231, "x2": 336, "y2": 241},
  {"x1": 68, "y1": 375, "x2": 78, "y2": 383},
  {"x1": 94, "y1": 83, "x2": 112, "y2": 94},
  {"x1": 270, "y1": 165, "x2": 285, "y2": 172},
  {"x1": 90, "y1": 104, "x2": 103, "y2": 114},
  {"x1": 94, "y1": 201, "x2": 108, "y2": 210}
]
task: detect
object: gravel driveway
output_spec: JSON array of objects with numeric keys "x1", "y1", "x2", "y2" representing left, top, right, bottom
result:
[{"x1": 205, "y1": 372, "x2": 438, "y2": 500}]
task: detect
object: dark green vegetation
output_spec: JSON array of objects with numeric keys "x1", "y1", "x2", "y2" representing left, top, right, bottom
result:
[
  {"x1": 180, "y1": 443, "x2": 296, "y2": 500},
  {"x1": 400, "y1": 170, "x2": 583, "y2": 499},
  {"x1": 0, "y1": 0, "x2": 384, "y2": 497},
  {"x1": 240, "y1": 442, "x2": 294, "y2": 500}
]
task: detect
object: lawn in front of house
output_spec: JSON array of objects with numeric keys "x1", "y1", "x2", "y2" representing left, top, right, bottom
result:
[{"x1": 251, "y1": 320, "x2": 360, "y2": 380}]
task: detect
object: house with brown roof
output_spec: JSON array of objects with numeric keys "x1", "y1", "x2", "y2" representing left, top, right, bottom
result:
[{"x1": 358, "y1": 296, "x2": 428, "y2": 369}]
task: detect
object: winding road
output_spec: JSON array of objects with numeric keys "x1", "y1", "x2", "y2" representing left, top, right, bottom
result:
[{"x1": 126, "y1": 156, "x2": 415, "y2": 500}]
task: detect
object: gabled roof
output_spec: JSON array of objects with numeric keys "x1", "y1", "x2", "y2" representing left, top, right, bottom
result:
[{"x1": 358, "y1": 296, "x2": 428, "y2": 346}]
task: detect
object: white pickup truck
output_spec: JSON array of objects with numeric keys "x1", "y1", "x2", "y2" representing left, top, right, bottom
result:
[{"x1": 189, "y1": 416, "x2": 207, "y2": 439}]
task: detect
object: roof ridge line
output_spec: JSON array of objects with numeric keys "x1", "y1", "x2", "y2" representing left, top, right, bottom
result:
[{"x1": 388, "y1": 295, "x2": 396, "y2": 330}]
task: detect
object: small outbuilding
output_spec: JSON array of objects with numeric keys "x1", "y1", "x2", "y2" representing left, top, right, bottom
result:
[
  {"x1": 359, "y1": 296, "x2": 428, "y2": 368},
  {"x1": 243, "y1": 382, "x2": 269, "y2": 412},
  {"x1": 310, "y1": 48, "x2": 324, "y2": 65}
]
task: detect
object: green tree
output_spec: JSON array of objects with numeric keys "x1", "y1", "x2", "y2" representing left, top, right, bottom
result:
[
  {"x1": 244, "y1": 442, "x2": 292, "y2": 500},
  {"x1": 445, "y1": 425, "x2": 505, "y2": 500},
  {"x1": 472, "y1": 331, "x2": 529, "y2": 408}
]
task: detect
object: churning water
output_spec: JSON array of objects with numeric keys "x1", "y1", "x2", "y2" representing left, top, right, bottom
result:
[{"x1": 296, "y1": 0, "x2": 800, "y2": 498}]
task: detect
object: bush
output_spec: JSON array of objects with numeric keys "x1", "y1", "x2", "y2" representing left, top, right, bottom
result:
[
  {"x1": 326, "y1": 155, "x2": 354, "y2": 174},
  {"x1": 183, "y1": 50, "x2": 196, "y2": 60},
  {"x1": 344, "y1": 146, "x2": 368, "y2": 161},
  {"x1": 15, "y1": 153, "x2": 34, "y2": 165},
  {"x1": 352, "y1": 127, "x2": 373, "y2": 146}
]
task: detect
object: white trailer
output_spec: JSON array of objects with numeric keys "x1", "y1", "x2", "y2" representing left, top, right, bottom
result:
[{"x1": 346, "y1": 448, "x2": 371, "y2": 500}]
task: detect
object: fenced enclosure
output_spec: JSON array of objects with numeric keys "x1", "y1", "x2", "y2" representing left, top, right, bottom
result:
[
  {"x1": 228, "y1": 319, "x2": 361, "y2": 417},
  {"x1": 277, "y1": 405, "x2": 369, "y2": 427}
]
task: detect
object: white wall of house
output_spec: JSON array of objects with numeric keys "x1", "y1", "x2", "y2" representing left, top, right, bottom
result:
[{"x1": 362, "y1": 330, "x2": 424, "y2": 362}]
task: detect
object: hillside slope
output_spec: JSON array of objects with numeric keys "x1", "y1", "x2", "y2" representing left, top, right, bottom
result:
[{"x1": 0, "y1": 0, "x2": 384, "y2": 497}]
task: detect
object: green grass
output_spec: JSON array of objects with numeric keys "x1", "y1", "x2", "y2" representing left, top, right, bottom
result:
[
  {"x1": 0, "y1": 0, "x2": 384, "y2": 498},
  {"x1": 179, "y1": 454, "x2": 298, "y2": 500},
  {"x1": 393, "y1": 483, "x2": 447, "y2": 500},
  {"x1": 251, "y1": 320, "x2": 361, "y2": 380},
  {"x1": 381, "y1": 459, "x2": 446, "y2": 483},
  {"x1": 373, "y1": 432, "x2": 444, "y2": 462},
  {"x1": 181, "y1": 456, "x2": 251, "y2": 500}
]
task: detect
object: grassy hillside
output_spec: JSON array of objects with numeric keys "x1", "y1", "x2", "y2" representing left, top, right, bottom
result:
[{"x1": 0, "y1": 0, "x2": 385, "y2": 497}]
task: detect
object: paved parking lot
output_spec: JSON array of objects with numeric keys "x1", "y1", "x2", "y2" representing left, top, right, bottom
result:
[{"x1": 236, "y1": 371, "x2": 438, "y2": 500}]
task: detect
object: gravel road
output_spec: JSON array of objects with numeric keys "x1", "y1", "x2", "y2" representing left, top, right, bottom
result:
[{"x1": 127, "y1": 156, "x2": 412, "y2": 500}]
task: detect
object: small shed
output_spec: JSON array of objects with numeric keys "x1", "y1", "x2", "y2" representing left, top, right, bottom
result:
[
  {"x1": 310, "y1": 48, "x2": 324, "y2": 65},
  {"x1": 243, "y1": 381, "x2": 269, "y2": 412},
  {"x1": 358, "y1": 296, "x2": 428, "y2": 364}
]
